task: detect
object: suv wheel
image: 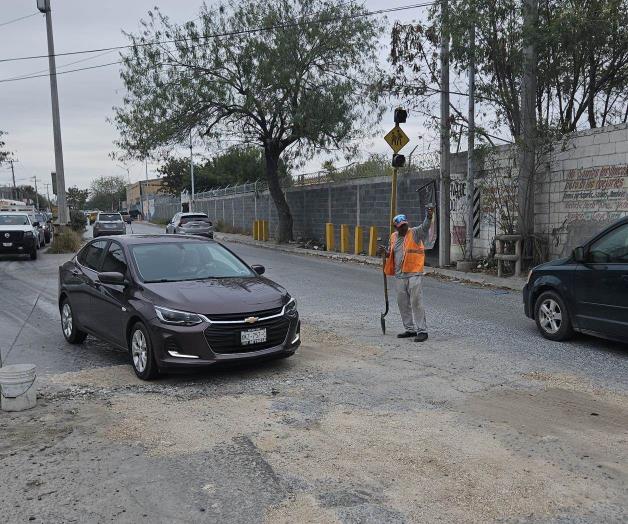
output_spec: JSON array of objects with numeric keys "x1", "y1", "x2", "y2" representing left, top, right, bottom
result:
[
  {"x1": 61, "y1": 299, "x2": 88, "y2": 344},
  {"x1": 129, "y1": 322, "x2": 159, "y2": 380},
  {"x1": 534, "y1": 291, "x2": 574, "y2": 341},
  {"x1": 30, "y1": 246, "x2": 37, "y2": 260}
]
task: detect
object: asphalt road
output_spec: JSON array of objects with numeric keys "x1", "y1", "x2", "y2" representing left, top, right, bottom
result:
[{"x1": 0, "y1": 222, "x2": 626, "y2": 523}]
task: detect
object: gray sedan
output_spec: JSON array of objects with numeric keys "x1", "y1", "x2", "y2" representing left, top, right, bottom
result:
[
  {"x1": 165, "y1": 212, "x2": 214, "y2": 238},
  {"x1": 93, "y1": 212, "x2": 126, "y2": 238}
]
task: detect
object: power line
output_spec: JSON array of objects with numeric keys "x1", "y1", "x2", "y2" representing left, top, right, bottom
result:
[
  {"x1": 0, "y1": 12, "x2": 39, "y2": 28},
  {"x1": 0, "y1": 1, "x2": 436, "y2": 65}
]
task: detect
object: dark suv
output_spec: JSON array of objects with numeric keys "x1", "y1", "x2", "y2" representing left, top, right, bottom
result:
[{"x1": 523, "y1": 217, "x2": 628, "y2": 343}]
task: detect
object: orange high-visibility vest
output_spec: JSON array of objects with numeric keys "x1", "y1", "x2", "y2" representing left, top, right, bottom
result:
[{"x1": 384, "y1": 231, "x2": 425, "y2": 276}]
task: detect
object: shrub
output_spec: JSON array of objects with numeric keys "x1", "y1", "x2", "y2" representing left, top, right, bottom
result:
[
  {"x1": 48, "y1": 229, "x2": 83, "y2": 254},
  {"x1": 69, "y1": 210, "x2": 87, "y2": 232}
]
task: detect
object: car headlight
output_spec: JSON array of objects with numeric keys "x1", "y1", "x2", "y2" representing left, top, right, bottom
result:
[
  {"x1": 154, "y1": 305, "x2": 204, "y2": 326},
  {"x1": 24, "y1": 231, "x2": 34, "y2": 237},
  {"x1": 284, "y1": 297, "x2": 297, "y2": 314}
]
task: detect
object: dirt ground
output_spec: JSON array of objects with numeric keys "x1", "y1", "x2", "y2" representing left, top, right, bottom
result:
[{"x1": 1, "y1": 323, "x2": 626, "y2": 523}]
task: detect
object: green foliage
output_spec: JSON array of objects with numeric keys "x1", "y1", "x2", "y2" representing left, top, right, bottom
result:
[
  {"x1": 0, "y1": 131, "x2": 10, "y2": 165},
  {"x1": 14, "y1": 185, "x2": 48, "y2": 209},
  {"x1": 157, "y1": 146, "x2": 289, "y2": 195},
  {"x1": 389, "y1": 0, "x2": 628, "y2": 139},
  {"x1": 113, "y1": 0, "x2": 384, "y2": 241},
  {"x1": 67, "y1": 186, "x2": 90, "y2": 210},
  {"x1": 87, "y1": 176, "x2": 127, "y2": 211},
  {"x1": 49, "y1": 229, "x2": 83, "y2": 254},
  {"x1": 69, "y1": 209, "x2": 87, "y2": 232}
]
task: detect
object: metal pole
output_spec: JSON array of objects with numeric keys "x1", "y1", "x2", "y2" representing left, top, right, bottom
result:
[
  {"x1": 33, "y1": 176, "x2": 39, "y2": 210},
  {"x1": 389, "y1": 167, "x2": 398, "y2": 235},
  {"x1": 189, "y1": 129, "x2": 195, "y2": 212},
  {"x1": 44, "y1": 183, "x2": 51, "y2": 210},
  {"x1": 42, "y1": 2, "x2": 68, "y2": 225},
  {"x1": 465, "y1": 18, "x2": 476, "y2": 261},
  {"x1": 9, "y1": 160, "x2": 17, "y2": 200},
  {"x1": 439, "y1": 0, "x2": 451, "y2": 267}
]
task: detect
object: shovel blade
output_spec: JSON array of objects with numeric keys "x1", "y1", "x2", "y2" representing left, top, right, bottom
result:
[{"x1": 380, "y1": 313, "x2": 386, "y2": 334}]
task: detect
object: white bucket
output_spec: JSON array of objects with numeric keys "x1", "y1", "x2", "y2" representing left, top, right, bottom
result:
[{"x1": 0, "y1": 364, "x2": 37, "y2": 412}]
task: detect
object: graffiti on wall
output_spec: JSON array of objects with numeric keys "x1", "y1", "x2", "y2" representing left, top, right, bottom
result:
[{"x1": 562, "y1": 165, "x2": 628, "y2": 223}]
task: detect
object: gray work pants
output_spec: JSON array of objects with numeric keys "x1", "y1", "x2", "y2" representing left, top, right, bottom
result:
[{"x1": 396, "y1": 275, "x2": 427, "y2": 334}]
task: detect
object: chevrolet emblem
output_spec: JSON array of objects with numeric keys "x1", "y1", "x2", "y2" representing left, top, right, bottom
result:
[{"x1": 244, "y1": 316, "x2": 258, "y2": 324}]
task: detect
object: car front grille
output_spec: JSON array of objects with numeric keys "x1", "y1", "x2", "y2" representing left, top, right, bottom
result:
[
  {"x1": 205, "y1": 306, "x2": 284, "y2": 322},
  {"x1": 204, "y1": 315, "x2": 290, "y2": 354},
  {"x1": 1, "y1": 231, "x2": 24, "y2": 242}
]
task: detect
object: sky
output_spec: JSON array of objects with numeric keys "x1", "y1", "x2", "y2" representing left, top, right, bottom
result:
[{"x1": 0, "y1": 0, "x2": 436, "y2": 191}]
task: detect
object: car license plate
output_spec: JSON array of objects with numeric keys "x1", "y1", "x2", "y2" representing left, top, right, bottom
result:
[
  {"x1": 241, "y1": 328, "x2": 267, "y2": 346},
  {"x1": 2, "y1": 242, "x2": 12, "y2": 247}
]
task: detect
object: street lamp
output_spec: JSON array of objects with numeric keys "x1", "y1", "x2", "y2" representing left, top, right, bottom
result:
[{"x1": 37, "y1": 0, "x2": 69, "y2": 225}]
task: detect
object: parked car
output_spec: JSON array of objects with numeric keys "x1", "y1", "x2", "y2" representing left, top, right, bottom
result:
[
  {"x1": 36, "y1": 212, "x2": 53, "y2": 244},
  {"x1": 166, "y1": 212, "x2": 214, "y2": 238},
  {"x1": 119, "y1": 211, "x2": 132, "y2": 224},
  {"x1": 523, "y1": 216, "x2": 628, "y2": 343},
  {"x1": 93, "y1": 212, "x2": 126, "y2": 238},
  {"x1": 0, "y1": 212, "x2": 39, "y2": 260},
  {"x1": 58, "y1": 235, "x2": 300, "y2": 379}
]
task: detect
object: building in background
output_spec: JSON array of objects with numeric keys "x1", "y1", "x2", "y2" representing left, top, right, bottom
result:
[{"x1": 125, "y1": 178, "x2": 166, "y2": 218}]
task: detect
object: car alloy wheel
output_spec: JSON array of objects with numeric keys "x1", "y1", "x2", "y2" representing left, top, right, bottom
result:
[
  {"x1": 62, "y1": 303, "x2": 73, "y2": 338},
  {"x1": 131, "y1": 329, "x2": 148, "y2": 373},
  {"x1": 539, "y1": 298, "x2": 562, "y2": 334}
]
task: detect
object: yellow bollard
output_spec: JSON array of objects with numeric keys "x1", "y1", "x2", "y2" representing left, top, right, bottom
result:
[
  {"x1": 340, "y1": 224, "x2": 350, "y2": 253},
  {"x1": 262, "y1": 220, "x2": 269, "y2": 241},
  {"x1": 253, "y1": 220, "x2": 259, "y2": 240},
  {"x1": 368, "y1": 226, "x2": 378, "y2": 257},
  {"x1": 325, "y1": 223, "x2": 335, "y2": 251},
  {"x1": 354, "y1": 226, "x2": 363, "y2": 255}
]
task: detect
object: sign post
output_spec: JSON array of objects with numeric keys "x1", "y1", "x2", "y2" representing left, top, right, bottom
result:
[{"x1": 384, "y1": 111, "x2": 409, "y2": 234}]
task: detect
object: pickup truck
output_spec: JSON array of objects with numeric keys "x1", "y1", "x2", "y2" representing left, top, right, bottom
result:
[{"x1": 0, "y1": 212, "x2": 40, "y2": 260}]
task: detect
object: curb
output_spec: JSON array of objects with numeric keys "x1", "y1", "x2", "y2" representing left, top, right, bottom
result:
[{"x1": 212, "y1": 232, "x2": 526, "y2": 292}]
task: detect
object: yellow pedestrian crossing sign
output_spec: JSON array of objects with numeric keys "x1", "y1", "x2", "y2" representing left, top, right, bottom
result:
[{"x1": 384, "y1": 125, "x2": 409, "y2": 153}]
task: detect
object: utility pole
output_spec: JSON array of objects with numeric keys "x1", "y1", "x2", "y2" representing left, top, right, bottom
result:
[
  {"x1": 519, "y1": 0, "x2": 538, "y2": 242},
  {"x1": 37, "y1": 0, "x2": 68, "y2": 225},
  {"x1": 439, "y1": 0, "x2": 451, "y2": 267},
  {"x1": 465, "y1": 16, "x2": 476, "y2": 262},
  {"x1": 44, "y1": 183, "x2": 52, "y2": 210},
  {"x1": 32, "y1": 176, "x2": 39, "y2": 210},
  {"x1": 189, "y1": 129, "x2": 195, "y2": 212},
  {"x1": 9, "y1": 159, "x2": 17, "y2": 200}
]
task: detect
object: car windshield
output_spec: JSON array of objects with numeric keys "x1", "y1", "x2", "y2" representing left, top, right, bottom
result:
[
  {"x1": 180, "y1": 215, "x2": 210, "y2": 225},
  {"x1": 131, "y1": 241, "x2": 254, "y2": 282},
  {"x1": 0, "y1": 214, "x2": 29, "y2": 226},
  {"x1": 36, "y1": 214, "x2": 46, "y2": 223},
  {"x1": 99, "y1": 213, "x2": 122, "y2": 222}
]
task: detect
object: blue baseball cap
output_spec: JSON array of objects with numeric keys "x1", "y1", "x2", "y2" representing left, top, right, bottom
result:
[{"x1": 393, "y1": 214, "x2": 408, "y2": 227}]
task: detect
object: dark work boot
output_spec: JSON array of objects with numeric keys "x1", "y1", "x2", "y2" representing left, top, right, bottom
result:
[
  {"x1": 397, "y1": 331, "x2": 417, "y2": 339},
  {"x1": 414, "y1": 333, "x2": 428, "y2": 342}
]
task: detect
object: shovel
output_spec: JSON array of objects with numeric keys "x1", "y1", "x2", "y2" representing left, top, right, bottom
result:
[{"x1": 380, "y1": 253, "x2": 389, "y2": 334}]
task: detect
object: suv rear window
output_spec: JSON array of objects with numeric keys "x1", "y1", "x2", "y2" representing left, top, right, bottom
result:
[
  {"x1": 180, "y1": 215, "x2": 210, "y2": 225},
  {"x1": 99, "y1": 214, "x2": 122, "y2": 222}
]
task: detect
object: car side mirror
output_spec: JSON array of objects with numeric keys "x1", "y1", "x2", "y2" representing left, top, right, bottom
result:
[
  {"x1": 251, "y1": 264, "x2": 265, "y2": 275},
  {"x1": 573, "y1": 246, "x2": 585, "y2": 263},
  {"x1": 98, "y1": 272, "x2": 127, "y2": 286},
  {"x1": 33, "y1": 221, "x2": 40, "y2": 227}
]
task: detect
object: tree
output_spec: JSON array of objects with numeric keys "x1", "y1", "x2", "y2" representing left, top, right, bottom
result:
[
  {"x1": 113, "y1": 0, "x2": 383, "y2": 241},
  {"x1": 88, "y1": 176, "x2": 127, "y2": 211},
  {"x1": 0, "y1": 131, "x2": 10, "y2": 165},
  {"x1": 67, "y1": 186, "x2": 90, "y2": 210},
  {"x1": 389, "y1": 0, "x2": 628, "y2": 140},
  {"x1": 157, "y1": 146, "x2": 289, "y2": 195}
]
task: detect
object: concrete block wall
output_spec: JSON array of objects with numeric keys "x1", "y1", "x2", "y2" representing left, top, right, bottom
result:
[{"x1": 535, "y1": 123, "x2": 628, "y2": 258}]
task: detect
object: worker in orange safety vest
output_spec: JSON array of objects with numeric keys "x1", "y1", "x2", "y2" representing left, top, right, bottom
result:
[{"x1": 383, "y1": 209, "x2": 434, "y2": 342}]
